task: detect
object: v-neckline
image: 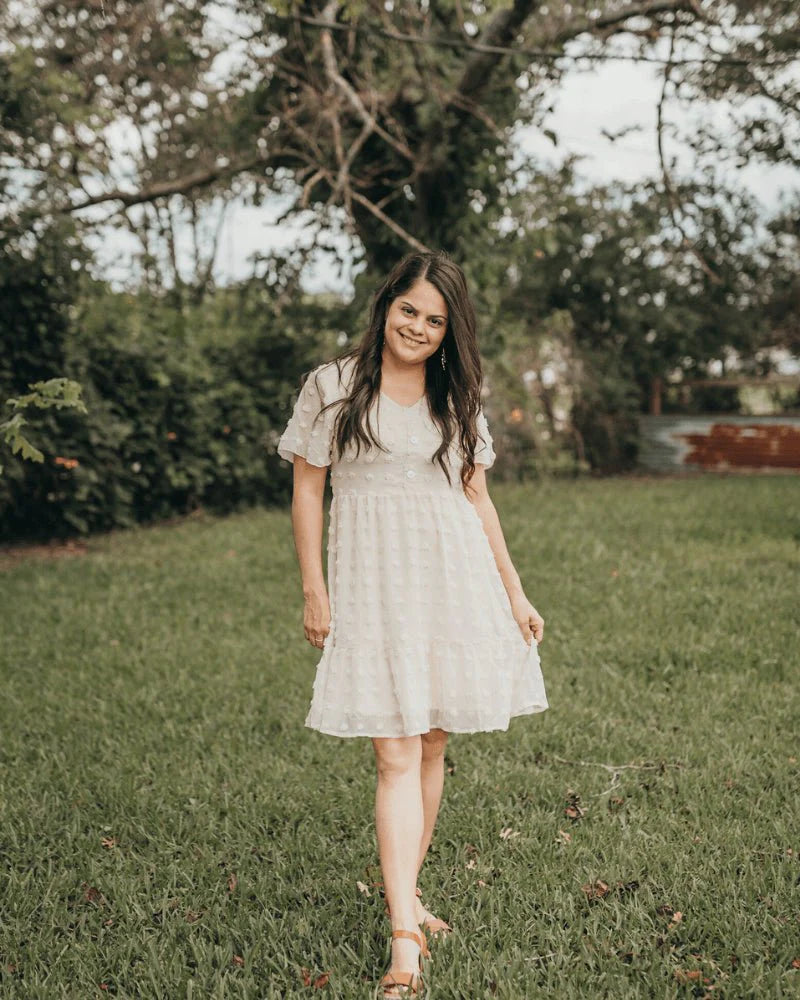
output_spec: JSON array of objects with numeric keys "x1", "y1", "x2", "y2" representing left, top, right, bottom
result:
[{"x1": 380, "y1": 389, "x2": 426, "y2": 410}]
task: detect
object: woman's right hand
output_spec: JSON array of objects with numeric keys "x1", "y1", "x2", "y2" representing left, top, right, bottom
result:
[{"x1": 303, "y1": 588, "x2": 332, "y2": 649}]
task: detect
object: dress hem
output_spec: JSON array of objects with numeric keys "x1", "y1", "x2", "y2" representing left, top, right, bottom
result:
[{"x1": 304, "y1": 702, "x2": 549, "y2": 739}]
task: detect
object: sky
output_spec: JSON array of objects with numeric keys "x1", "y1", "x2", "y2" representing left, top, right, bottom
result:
[{"x1": 75, "y1": 28, "x2": 799, "y2": 297}]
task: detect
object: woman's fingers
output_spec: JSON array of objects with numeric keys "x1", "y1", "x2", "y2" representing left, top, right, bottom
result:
[{"x1": 305, "y1": 625, "x2": 330, "y2": 648}]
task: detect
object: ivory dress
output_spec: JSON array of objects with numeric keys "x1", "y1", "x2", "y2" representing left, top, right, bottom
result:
[{"x1": 276, "y1": 357, "x2": 549, "y2": 737}]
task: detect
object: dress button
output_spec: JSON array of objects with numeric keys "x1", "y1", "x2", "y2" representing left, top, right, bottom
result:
[
  {"x1": 406, "y1": 470, "x2": 415, "y2": 479},
  {"x1": 409, "y1": 435, "x2": 418, "y2": 444}
]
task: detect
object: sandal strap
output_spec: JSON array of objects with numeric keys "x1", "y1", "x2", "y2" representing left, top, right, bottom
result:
[
  {"x1": 391, "y1": 928, "x2": 424, "y2": 947},
  {"x1": 381, "y1": 970, "x2": 423, "y2": 995}
]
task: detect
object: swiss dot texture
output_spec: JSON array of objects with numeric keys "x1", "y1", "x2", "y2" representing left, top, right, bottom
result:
[{"x1": 276, "y1": 357, "x2": 549, "y2": 737}]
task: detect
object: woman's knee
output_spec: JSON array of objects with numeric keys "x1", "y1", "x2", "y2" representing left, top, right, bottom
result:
[
  {"x1": 420, "y1": 728, "x2": 448, "y2": 760},
  {"x1": 372, "y1": 735, "x2": 422, "y2": 779}
]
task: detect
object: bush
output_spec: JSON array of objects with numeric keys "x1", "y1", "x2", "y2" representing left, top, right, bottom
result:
[{"x1": 0, "y1": 272, "x2": 337, "y2": 542}]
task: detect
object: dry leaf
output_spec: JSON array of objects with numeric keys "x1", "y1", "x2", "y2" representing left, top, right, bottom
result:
[
  {"x1": 477, "y1": 879, "x2": 488, "y2": 887},
  {"x1": 671, "y1": 911, "x2": 683, "y2": 923},
  {"x1": 232, "y1": 955, "x2": 244, "y2": 967},
  {"x1": 356, "y1": 880, "x2": 371, "y2": 896},
  {"x1": 674, "y1": 969, "x2": 702, "y2": 983},
  {"x1": 100, "y1": 836, "x2": 116, "y2": 849},
  {"x1": 313, "y1": 972, "x2": 330, "y2": 988},
  {"x1": 499, "y1": 827, "x2": 520, "y2": 840},
  {"x1": 581, "y1": 879, "x2": 610, "y2": 902},
  {"x1": 557, "y1": 830, "x2": 572, "y2": 844},
  {"x1": 82, "y1": 883, "x2": 105, "y2": 907},
  {"x1": 466, "y1": 858, "x2": 477, "y2": 870},
  {"x1": 227, "y1": 873, "x2": 237, "y2": 893}
]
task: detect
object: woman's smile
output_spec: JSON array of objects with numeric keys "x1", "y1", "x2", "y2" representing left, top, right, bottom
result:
[{"x1": 399, "y1": 331, "x2": 424, "y2": 346}]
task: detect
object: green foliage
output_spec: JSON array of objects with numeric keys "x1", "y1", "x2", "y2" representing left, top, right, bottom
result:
[
  {"x1": 0, "y1": 274, "x2": 341, "y2": 542},
  {"x1": 0, "y1": 378, "x2": 87, "y2": 473}
]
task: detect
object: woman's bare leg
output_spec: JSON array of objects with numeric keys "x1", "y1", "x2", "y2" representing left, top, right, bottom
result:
[
  {"x1": 372, "y1": 735, "x2": 424, "y2": 976},
  {"x1": 415, "y1": 728, "x2": 449, "y2": 919},
  {"x1": 417, "y1": 728, "x2": 448, "y2": 870}
]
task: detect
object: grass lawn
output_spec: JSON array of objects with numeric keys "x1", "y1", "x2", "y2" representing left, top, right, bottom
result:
[{"x1": 1, "y1": 474, "x2": 798, "y2": 999}]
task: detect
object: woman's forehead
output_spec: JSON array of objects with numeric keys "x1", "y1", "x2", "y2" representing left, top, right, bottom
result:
[{"x1": 397, "y1": 280, "x2": 448, "y2": 315}]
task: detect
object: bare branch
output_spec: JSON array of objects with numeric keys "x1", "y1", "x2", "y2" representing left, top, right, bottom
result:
[
  {"x1": 350, "y1": 189, "x2": 431, "y2": 253},
  {"x1": 318, "y1": 0, "x2": 416, "y2": 163},
  {"x1": 551, "y1": 0, "x2": 693, "y2": 46},
  {"x1": 63, "y1": 155, "x2": 271, "y2": 214}
]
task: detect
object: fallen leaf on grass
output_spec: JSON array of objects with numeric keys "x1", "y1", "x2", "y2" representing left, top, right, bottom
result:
[
  {"x1": 227, "y1": 873, "x2": 237, "y2": 894},
  {"x1": 185, "y1": 909, "x2": 203, "y2": 923},
  {"x1": 100, "y1": 836, "x2": 116, "y2": 849},
  {"x1": 564, "y1": 790, "x2": 585, "y2": 822},
  {"x1": 232, "y1": 955, "x2": 244, "y2": 967},
  {"x1": 466, "y1": 858, "x2": 477, "y2": 870},
  {"x1": 791, "y1": 958, "x2": 800, "y2": 969},
  {"x1": 300, "y1": 967, "x2": 331, "y2": 988},
  {"x1": 499, "y1": 827, "x2": 521, "y2": 840},
  {"x1": 674, "y1": 969, "x2": 704, "y2": 983},
  {"x1": 82, "y1": 883, "x2": 106, "y2": 907},
  {"x1": 356, "y1": 880, "x2": 371, "y2": 897},
  {"x1": 477, "y1": 879, "x2": 488, "y2": 887},
  {"x1": 581, "y1": 880, "x2": 610, "y2": 902},
  {"x1": 556, "y1": 830, "x2": 571, "y2": 844}
]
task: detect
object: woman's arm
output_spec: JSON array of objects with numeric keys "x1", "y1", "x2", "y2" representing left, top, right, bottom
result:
[
  {"x1": 465, "y1": 465, "x2": 545, "y2": 644},
  {"x1": 291, "y1": 456, "x2": 331, "y2": 649}
]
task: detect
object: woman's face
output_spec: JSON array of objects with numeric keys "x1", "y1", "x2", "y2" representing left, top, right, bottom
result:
[{"x1": 383, "y1": 278, "x2": 448, "y2": 367}]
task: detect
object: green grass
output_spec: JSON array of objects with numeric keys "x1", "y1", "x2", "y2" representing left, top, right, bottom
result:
[{"x1": 1, "y1": 474, "x2": 799, "y2": 999}]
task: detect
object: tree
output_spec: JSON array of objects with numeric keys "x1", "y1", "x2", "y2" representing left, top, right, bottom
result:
[{"x1": 1, "y1": 0, "x2": 797, "y2": 289}]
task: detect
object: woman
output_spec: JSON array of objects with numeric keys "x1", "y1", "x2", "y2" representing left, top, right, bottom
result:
[{"x1": 276, "y1": 250, "x2": 549, "y2": 997}]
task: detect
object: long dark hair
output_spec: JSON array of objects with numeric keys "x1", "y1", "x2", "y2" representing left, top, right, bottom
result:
[{"x1": 305, "y1": 249, "x2": 488, "y2": 492}]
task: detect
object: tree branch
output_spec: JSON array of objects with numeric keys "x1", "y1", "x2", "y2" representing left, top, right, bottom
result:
[
  {"x1": 551, "y1": 0, "x2": 694, "y2": 46},
  {"x1": 63, "y1": 155, "x2": 271, "y2": 214}
]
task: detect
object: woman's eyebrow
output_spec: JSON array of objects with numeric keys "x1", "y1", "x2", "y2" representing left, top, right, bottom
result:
[{"x1": 400, "y1": 300, "x2": 447, "y2": 319}]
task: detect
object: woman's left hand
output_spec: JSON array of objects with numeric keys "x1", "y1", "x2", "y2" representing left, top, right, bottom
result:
[{"x1": 510, "y1": 594, "x2": 545, "y2": 645}]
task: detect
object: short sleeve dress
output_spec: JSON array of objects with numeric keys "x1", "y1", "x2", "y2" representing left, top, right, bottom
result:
[{"x1": 276, "y1": 357, "x2": 549, "y2": 737}]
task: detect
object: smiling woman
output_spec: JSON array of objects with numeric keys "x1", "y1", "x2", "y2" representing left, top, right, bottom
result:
[{"x1": 275, "y1": 249, "x2": 548, "y2": 998}]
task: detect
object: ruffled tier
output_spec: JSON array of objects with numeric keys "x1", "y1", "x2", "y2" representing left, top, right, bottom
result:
[{"x1": 305, "y1": 633, "x2": 547, "y2": 737}]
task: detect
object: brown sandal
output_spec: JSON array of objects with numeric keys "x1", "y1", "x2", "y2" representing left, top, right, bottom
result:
[
  {"x1": 379, "y1": 883, "x2": 452, "y2": 943},
  {"x1": 380, "y1": 928, "x2": 426, "y2": 998}
]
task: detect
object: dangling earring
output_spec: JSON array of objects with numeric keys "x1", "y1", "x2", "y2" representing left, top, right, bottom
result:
[{"x1": 441, "y1": 345, "x2": 446, "y2": 369}]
